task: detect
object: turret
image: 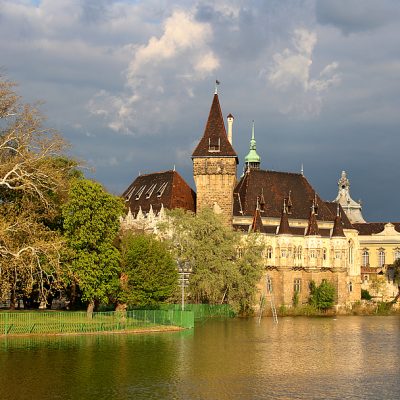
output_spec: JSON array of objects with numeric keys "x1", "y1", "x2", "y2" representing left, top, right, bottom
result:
[
  {"x1": 244, "y1": 121, "x2": 261, "y2": 173},
  {"x1": 192, "y1": 88, "x2": 238, "y2": 225}
]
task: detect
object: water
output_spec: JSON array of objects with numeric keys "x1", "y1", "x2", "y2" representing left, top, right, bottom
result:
[{"x1": 1, "y1": 316, "x2": 399, "y2": 399}]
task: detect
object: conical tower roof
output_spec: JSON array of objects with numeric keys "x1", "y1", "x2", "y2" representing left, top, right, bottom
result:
[
  {"x1": 278, "y1": 200, "x2": 291, "y2": 235},
  {"x1": 306, "y1": 204, "x2": 319, "y2": 236},
  {"x1": 250, "y1": 200, "x2": 264, "y2": 233},
  {"x1": 192, "y1": 93, "x2": 238, "y2": 159},
  {"x1": 332, "y1": 205, "x2": 345, "y2": 237}
]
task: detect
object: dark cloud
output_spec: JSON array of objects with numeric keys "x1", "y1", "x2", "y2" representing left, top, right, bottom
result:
[
  {"x1": 316, "y1": 0, "x2": 400, "y2": 34},
  {"x1": 1, "y1": 0, "x2": 399, "y2": 222}
]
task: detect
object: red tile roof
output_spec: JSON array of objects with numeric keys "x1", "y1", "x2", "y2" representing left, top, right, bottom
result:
[
  {"x1": 122, "y1": 170, "x2": 196, "y2": 216},
  {"x1": 233, "y1": 169, "x2": 353, "y2": 228},
  {"x1": 192, "y1": 94, "x2": 238, "y2": 159}
]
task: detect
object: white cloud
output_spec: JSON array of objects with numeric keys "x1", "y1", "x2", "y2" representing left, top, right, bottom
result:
[
  {"x1": 89, "y1": 9, "x2": 219, "y2": 135},
  {"x1": 267, "y1": 28, "x2": 341, "y2": 116}
]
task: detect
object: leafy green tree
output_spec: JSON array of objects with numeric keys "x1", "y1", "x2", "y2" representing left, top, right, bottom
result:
[
  {"x1": 309, "y1": 280, "x2": 336, "y2": 310},
  {"x1": 62, "y1": 178, "x2": 124, "y2": 312},
  {"x1": 117, "y1": 233, "x2": 178, "y2": 308},
  {"x1": 162, "y1": 208, "x2": 264, "y2": 314}
]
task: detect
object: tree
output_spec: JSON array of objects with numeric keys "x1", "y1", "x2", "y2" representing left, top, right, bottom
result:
[
  {"x1": 0, "y1": 78, "x2": 76, "y2": 308},
  {"x1": 391, "y1": 259, "x2": 400, "y2": 304},
  {"x1": 309, "y1": 280, "x2": 336, "y2": 311},
  {"x1": 117, "y1": 233, "x2": 178, "y2": 308},
  {"x1": 162, "y1": 208, "x2": 264, "y2": 314},
  {"x1": 62, "y1": 178, "x2": 124, "y2": 312}
]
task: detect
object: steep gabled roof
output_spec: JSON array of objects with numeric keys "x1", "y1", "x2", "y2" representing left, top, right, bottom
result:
[
  {"x1": 122, "y1": 170, "x2": 196, "y2": 216},
  {"x1": 192, "y1": 94, "x2": 238, "y2": 159},
  {"x1": 233, "y1": 169, "x2": 352, "y2": 227}
]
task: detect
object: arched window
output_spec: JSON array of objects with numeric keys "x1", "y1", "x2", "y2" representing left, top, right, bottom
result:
[
  {"x1": 267, "y1": 246, "x2": 273, "y2": 259},
  {"x1": 362, "y1": 249, "x2": 369, "y2": 267},
  {"x1": 378, "y1": 249, "x2": 385, "y2": 267},
  {"x1": 348, "y1": 281, "x2": 353, "y2": 292},
  {"x1": 297, "y1": 246, "x2": 302, "y2": 260},
  {"x1": 348, "y1": 240, "x2": 354, "y2": 264}
]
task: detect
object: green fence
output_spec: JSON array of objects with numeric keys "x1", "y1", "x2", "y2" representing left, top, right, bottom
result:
[
  {"x1": 0, "y1": 309, "x2": 194, "y2": 336},
  {"x1": 160, "y1": 304, "x2": 235, "y2": 320}
]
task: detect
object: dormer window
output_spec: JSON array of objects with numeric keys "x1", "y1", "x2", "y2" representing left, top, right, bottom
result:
[
  {"x1": 145, "y1": 183, "x2": 157, "y2": 199},
  {"x1": 135, "y1": 185, "x2": 146, "y2": 200},
  {"x1": 125, "y1": 186, "x2": 136, "y2": 201},
  {"x1": 208, "y1": 138, "x2": 221, "y2": 152},
  {"x1": 157, "y1": 182, "x2": 168, "y2": 197}
]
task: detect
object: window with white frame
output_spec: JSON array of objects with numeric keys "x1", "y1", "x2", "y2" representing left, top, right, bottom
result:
[
  {"x1": 378, "y1": 249, "x2": 385, "y2": 267},
  {"x1": 294, "y1": 278, "x2": 301, "y2": 293},
  {"x1": 297, "y1": 246, "x2": 302, "y2": 260},
  {"x1": 362, "y1": 249, "x2": 369, "y2": 267},
  {"x1": 266, "y1": 246, "x2": 273, "y2": 259}
]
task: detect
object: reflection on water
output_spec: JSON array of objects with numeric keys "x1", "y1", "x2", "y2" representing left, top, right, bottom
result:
[{"x1": 1, "y1": 317, "x2": 399, "y2": 400}]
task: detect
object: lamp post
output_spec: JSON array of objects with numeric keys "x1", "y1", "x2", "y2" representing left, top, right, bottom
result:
[{"x1": 177, "y1": 261, "x2": 192, "y2": 311}]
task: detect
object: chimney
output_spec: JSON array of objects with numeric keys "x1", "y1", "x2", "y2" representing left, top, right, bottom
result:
[{"x1": 227, "y1": 114, "x2": 234, "y2": 145}]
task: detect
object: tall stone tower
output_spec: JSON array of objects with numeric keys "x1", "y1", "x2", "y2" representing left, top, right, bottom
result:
[{"x1": 192, "y1": 91, "x2": 238, "y2": 225}]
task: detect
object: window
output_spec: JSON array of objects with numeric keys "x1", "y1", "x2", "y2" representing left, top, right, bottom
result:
[
  {"x1": 156, "y1": 182, "x2": 168, "y2": 197},
  {"x1": 135, "y1": 185, "x2": 146, "y2": 200},
  {"x1": 145, "y1": 183, "x2": 157, "y2": 199},
  {"x1": 281, "y1": 249, "x2": 287, "y2": 258},
  {"x1": 335, "y1": 251, "x2": 341, "y2": 259},
  {"x1": 125, "y1": 186, "x2": 136, "y2": 201},
  {"x1": 363, "y1": 275, "x2": 369, "y2": 283},
  {"x1": 362, "y1": 249, "x2": 369, "y2": 267},
  {"x1": 323, "y1": 248, "x2": 327, "y2": 261},
  {"x1": 237, "y1": 248, "x2": 243, "y2": 258},
  {"x1": 348, "y1": 241, "x2": 354, "y2": 264},
  {"x1": 394, "y1": 248, "x2": 400, "y2": 261},
  {"x1": 266, "y1": 246, "x2": 273, "y2": 259},
  {"x1": 310, "y1": 250, "x2": 316, "y2": 259},
  {"x1": 266, "y1": 277, "x2": 273, "y2": 293},
  {"x1": 378, "y1": 249, "x2": 385, "y2": 267},
  {"x1": 297, "y1": 246, "x2": 302, "y2": 260},
  {"x1": 294, "y1": 278, "x2": 301, "y2": 293},
  {"x1": 348, "y1": 281, "x2": 353, "y2": 293}
]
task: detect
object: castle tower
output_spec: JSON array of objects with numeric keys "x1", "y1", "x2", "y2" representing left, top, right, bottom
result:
[
  {"x1": 192, "y1": 90, "x2": 238, "y2": 225},
  {"x1": 334, "y1": 170, "x2": 365, "y2": 223},
  {"x1": 244, "y1": 121, "x2": 261, "y2": 173}
]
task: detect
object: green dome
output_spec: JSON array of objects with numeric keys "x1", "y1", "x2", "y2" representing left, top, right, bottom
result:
[{"x1": 244, "y1": 122, "x2": 261, "y2": 164}]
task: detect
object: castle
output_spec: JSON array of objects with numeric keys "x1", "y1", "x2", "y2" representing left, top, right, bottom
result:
[{"x1": 121, "y1": 90, "x2": 400, "y2": 307}]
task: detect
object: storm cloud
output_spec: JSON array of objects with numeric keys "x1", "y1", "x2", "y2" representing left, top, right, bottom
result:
[{"x1": 1, "y1": 0, "x2": 399, "y2": 221}]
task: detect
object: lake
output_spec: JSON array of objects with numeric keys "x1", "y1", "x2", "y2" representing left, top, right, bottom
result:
[{"x1": 1, "y1": 316, "x2": 399, "y2": 399}]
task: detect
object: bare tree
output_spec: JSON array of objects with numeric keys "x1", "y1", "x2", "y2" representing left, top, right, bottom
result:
[{"x1": 0, "y1": 77, "x2": 75, "y2": 308}]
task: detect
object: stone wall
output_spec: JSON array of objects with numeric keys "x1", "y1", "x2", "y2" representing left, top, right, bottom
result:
[{"x1": 193, "y1": 157, "x2": 237, "y2": 225}]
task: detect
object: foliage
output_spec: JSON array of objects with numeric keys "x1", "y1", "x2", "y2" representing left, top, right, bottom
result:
[
  {"x1": 62, "y1": 178, "x2": 124, "y2": 311},
  {"x1": 162, "y1": 208, "x2": 264, "y2": 315},
  {"x1": 117, "y1": 233, "x2": 178, "y2": 308},
  {"x1": 361, "y1": 289, "x2": 372, "y2": 301},
  {"x1": 308, "y1": 280, "x2": 336, "y2": 310},
  {"x1": 292, "y1": 290, "x2": 299, "y2": 307},
  {"x1": 0, "y1": 77, "x2": 77, "y2": 307}
]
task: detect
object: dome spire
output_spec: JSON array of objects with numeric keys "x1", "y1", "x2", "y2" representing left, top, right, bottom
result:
[{"x1": 244, "y1": 120, "x2": 261, "y2": 172}]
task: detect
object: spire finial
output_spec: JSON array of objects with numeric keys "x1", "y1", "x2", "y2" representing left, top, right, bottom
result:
[
  {"x1": 301, "y1": 163, "x2": 304, "y2": 176},
  {"x1": 173, "y1": 164, "x2": 176, "y2": 171},
  {"x1": 337, "y1": 203, "x2": 340, "y2": 217},
  {"x1": 215, "y1": 79, "x2": 220, "y2": 94},
  {"x1": 252, "y1": 120, "x2": 255, "y2": 140}
]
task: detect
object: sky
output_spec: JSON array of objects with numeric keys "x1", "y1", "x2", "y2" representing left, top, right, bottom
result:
[{"x1": 1, "y1": 0, "x2": 399, "y2": 221}]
